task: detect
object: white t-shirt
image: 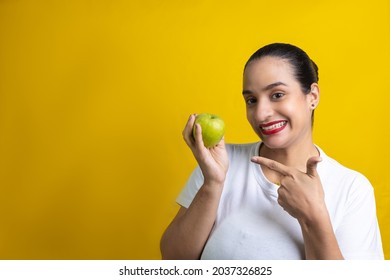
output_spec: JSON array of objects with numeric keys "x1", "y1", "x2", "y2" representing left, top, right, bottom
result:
[{"x1": 177, "y1": 142, "x2": 384, "y2": 259}]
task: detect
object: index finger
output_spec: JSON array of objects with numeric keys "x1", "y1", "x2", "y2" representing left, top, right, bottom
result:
[{"x1": 251, "y1": 156, "x2": 292, "y2": 176}]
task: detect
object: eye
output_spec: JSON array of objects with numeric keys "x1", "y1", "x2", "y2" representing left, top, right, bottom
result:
[
  {"x1": 245, "y1": 97, "x2": 257, "y2": 105},
  {"x1": 271, "y1": 92, "x2": 285, "y2": 99}
]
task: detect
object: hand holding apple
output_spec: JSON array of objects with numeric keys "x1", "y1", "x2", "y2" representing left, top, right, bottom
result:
[
  {"x1": 182, "y1": 113, "x2": 229, "y2": 185},
  {"x1": 192, "y1": 113, "x2": 225, "y2": 148}
]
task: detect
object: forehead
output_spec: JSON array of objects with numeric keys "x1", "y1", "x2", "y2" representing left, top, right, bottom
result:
[{"x1": 243, "y1": 57, "x2": 296, "y2": 87}]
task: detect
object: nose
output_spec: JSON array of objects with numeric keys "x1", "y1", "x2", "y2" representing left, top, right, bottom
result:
[{"x1": 253, "y1": 98, "x2": 273, "y2": 123}]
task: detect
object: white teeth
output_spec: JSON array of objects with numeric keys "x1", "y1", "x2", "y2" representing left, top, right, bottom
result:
[{"x1": 262, "y1": 121, "x2": 287, "y2": 131}]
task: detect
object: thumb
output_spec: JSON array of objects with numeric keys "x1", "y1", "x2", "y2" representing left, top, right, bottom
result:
[
  {"x1": 193, "y1": 123, "x2": 205, "y2": 149},
  {"x1": 306, "y1": 156, "x2": 322, "y2": 177}
]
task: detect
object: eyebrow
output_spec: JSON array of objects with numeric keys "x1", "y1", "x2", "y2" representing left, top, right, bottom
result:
[{"x1": 242, "y1": 81, "x2": 288, "y2": 95}]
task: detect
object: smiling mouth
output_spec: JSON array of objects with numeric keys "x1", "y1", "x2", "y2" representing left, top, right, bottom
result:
[{"x1": 260, "y1": 121, "x2": 287, "y2": 135}]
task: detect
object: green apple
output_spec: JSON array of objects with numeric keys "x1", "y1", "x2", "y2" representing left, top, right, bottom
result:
[{"x1": 193, "y1": 113, "x2": 225, "y2": 148}]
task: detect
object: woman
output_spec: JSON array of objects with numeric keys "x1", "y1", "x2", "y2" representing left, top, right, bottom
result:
[{"x1": 160, "y1": 43, "x2": 384, "y2": 259}]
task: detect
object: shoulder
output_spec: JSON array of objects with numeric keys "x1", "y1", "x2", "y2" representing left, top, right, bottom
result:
[{"x1": 317, "y1": 146, "x2": 373, "y2": 193}]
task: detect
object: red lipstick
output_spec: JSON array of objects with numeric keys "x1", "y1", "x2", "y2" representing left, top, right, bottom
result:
[{"x1": 259, "y1": 120, "x2": 287, "y2": 135}]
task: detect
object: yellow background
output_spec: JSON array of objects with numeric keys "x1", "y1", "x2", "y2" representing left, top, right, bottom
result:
[{"x1": 0, "y1": 0, "x2": 389, "y2": 259}]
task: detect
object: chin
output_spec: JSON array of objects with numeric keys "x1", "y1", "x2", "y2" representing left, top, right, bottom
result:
[{"x1": 260, "y1": 137, "x2": 290, "y2": 150}]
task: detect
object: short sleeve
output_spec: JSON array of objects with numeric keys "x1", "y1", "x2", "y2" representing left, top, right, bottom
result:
[
  {"x1": 176, "y1": 165, "x2": 204, "y2": 208},
  {"x1": 335, "y1": 174, "x2": 384, "y2": 259}
]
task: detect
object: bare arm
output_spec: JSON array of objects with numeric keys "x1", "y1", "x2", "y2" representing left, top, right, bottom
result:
[
  {"x1": 160, "y1": 114, "x2": 229, "y2": 259},
  {"x1": 160, "y1": 180, "x2": 223, "y2": 259},
  {"x1": 299, "y1": 208, "x2": 343, "y2": 259}
]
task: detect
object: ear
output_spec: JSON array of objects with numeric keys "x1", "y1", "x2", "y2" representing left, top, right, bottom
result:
[{"x1": 307, "y1": 83, "x2": 320, "y2": 109}]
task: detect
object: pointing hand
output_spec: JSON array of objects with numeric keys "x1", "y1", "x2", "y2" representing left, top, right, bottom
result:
[{"x1": 251, "y1": 156, "x2": 326, "y2": 221}]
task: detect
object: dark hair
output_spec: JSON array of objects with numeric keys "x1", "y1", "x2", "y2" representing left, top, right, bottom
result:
[{"x1": 244, "y1": 43, "x2": 319, "y2": 93}]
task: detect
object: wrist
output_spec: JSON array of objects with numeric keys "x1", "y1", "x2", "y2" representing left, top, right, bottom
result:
[
  {"x1": 196, "y1": 180, "x2": 225, "y2": 203},
  {"x1": 298, "y1": 205, "x2": 330, "y2": 231},
  {"x1": 203, "y1": 178, "x2": 225, "y2": 189}
]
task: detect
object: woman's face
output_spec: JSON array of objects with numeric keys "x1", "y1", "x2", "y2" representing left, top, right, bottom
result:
[{"x1": 243, "y1": 56, "x2": 318, "y2": 150}]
